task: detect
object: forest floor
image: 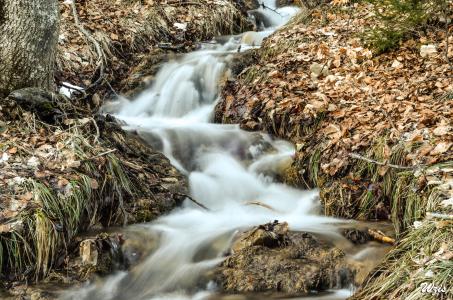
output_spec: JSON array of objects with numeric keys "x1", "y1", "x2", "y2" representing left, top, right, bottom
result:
[
  {"x1": 0, "y1": 0, "x2": 254, "y2": 297},
  {"x1": 57, "y1": 0, "x2": 255, "y2": 103},
  {"x1": 215, "y1": 1, "x2": 452, "y2": 299}
]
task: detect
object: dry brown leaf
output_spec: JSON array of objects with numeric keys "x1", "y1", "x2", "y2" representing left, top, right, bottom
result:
[{"x1": 430, "y1": 142, "x2": 452, "y2": 155}]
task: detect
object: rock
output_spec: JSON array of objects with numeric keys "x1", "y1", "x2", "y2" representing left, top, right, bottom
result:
[
  {"x1": 6, "y1": 88, "x2": 71, "y2": 123},
  {"x1": 232, "y1": 221, "x2": 289, "y2": 253},
  {"x1": 420, "y1": 44, "x2": 437, "y2": 57},
  {"x1": 30, "y1": 291, "x2": 49, "y2": 300},
  {"x1": 227, "y1": 51, "x2": 258, "y2": 79},
  {"x1": 80, "y1": 239, "x2": 99, "y2": 266},
  {"x1": 215, "y1": 221, "x2": 353, "y2": 294},
  {"x1": 0, "y1": 120, "x2": 7, "y2": 133},
  {"x1": 94, "y1": 114, "x2": 188, "y2": 223},
  {"x1": 241, "y1": 31, "x2": 266, "y2": 46},
  {"x1": 120, "y1": 49, "x2": 174, "y2": 96},
  {"x1": 342, "y1": 228, "x2": 371, "y2": 245},
  {"x1": 120, "y1": 230, "x2": 160, "y2": 267}
]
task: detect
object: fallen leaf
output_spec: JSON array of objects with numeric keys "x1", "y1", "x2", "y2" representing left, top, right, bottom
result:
[
  {"x1": 430, "y1": 142, "x2": 452, "y2": 155},
  {"x1": 91, "y1": 179, "x2": 99, "y2": 189}
]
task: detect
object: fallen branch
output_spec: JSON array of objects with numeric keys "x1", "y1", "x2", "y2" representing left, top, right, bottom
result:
[
  {"x1": 367, "y1": 229, "x2": 395, "y2": 245},
  {"x1": 259, "y1": 2, "x2": 285, "y2": 17},
  {"x1": 82, "y1": 149, "x2": 117, "y2": 162},
  {"x1": 245, "y1": 201, "x2": 279, "y2": 212},
  {"x1": 176, "y1": 193, "x2": 210, "y2": 211},
  {"x1": 69, "y1": 1, "x2": 106, "y2": 89},
  {"x1": 158, "y1": 43, "x2": 185, "y2": 51},
  {"x1": 349, "y1": 153, "x2": 417, "y2": 170},
  {"x1": 166, "y1": 0, "x2": 203, "y2": 6}
]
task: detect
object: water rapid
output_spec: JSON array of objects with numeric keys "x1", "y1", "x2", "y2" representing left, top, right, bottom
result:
[{"x1": 61, "y1": 2, "x2": 371, "y2": 300}]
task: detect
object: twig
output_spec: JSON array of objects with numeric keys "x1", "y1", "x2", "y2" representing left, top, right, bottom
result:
[
  {"x1": 367, "y1": 229, "x2": 395, "y2": 245},
  {"x1": 259, "y1": 2, "x2": 285, "y2": 18},
  {"x1": 166, "y1": 1, "x2": 203, "y2": 6},
  {"x1": 380, "y1": 108, "x2": 399, "y2": 133},
  {"x1": 349, "y1": 153, "x2": 417, "y2": 170},
  {"x1": 82, "y1": 149, "x2": 117, "y2": 162},
  {"x1": 158, "y1": 43, "x2": 185, "y2": 51},
  {"x1": 157, "y1": 183, "x2": 210, "y2": 211},
  {"x1": 60, "y1": 82, "x2": 86, "y2": 97},
  {"x1": 181, "y1": 194, "x2": 210, "y2": 211},
  {"x1": 89, "y1": 117, "x2": 100, "y2": 143},
  {"x1": 245, "y1": 201, "x2": 279, "y2": 212},
  {"x1": 105, "y1": 79, "x2": 120, "y2": 98},
  {"x1": 426, "y1": 212, "x2": 453, "y2": 220},
  {"x1": 121, "y1": 160, "x2": 143, "y2": 170},
  {"x1": 69, "y1": 1, "x2": 106, "y2": 89}
]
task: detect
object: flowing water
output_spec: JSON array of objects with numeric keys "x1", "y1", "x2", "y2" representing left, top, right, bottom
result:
[{"x1": 61, "y1": 2, "x2": 390, "y2": 300}]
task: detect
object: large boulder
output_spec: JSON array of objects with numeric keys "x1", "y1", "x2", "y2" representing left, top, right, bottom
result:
[{"x1": 215, "y1": 221, "x2": 354, "y2": 294}]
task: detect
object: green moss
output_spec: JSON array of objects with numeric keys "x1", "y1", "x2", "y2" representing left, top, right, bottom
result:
[
  {"x1": 364, "y1": 0, "x2": 449, "y2": 53},
  {"x1": 134, "y1": 209, "x2": 154, "y2": 223}
]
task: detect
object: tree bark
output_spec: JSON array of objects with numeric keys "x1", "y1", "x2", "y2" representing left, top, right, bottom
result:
[{"x1": 0, "y1": 0, "x2": 59, "y2": 98}]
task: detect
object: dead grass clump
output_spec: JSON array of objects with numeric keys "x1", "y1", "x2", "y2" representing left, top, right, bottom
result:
[
  {"x1": 0, "y1": 113, "x2": 134, "y2": 280},
  {"x1": 352, "y1": 220, "x2": 452, "y2": 300}
]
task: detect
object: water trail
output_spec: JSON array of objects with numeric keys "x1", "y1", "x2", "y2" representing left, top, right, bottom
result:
[{"x1": 61, "y1": 2, "x2": 352, "y2": 300}]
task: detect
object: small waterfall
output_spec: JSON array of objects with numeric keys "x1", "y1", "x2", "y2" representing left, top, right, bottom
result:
[{"x1": 61, "y1": 2, "x2": 356, "y2": 300}]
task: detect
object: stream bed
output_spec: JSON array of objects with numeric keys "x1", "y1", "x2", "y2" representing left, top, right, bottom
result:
[{"x1": 60, "y1": 2, "x2": 391, "y2": 299}]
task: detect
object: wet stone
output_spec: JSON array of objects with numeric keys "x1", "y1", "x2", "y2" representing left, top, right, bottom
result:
[
  {"x1": 342, "y1": 228, "x2": 371, "y2": 245},
  {"x1": 215, "y1": 222, "x2": 354, "y2": 294}
]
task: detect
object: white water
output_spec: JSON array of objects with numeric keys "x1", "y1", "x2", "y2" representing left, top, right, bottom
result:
[{"x1": 62, "y1": 2, "x2": 354, "y2": 300}]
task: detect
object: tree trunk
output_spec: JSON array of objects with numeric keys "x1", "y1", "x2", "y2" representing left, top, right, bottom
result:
[{"x1": 0, "y1": 0, "x2": 59, "y2": 98}]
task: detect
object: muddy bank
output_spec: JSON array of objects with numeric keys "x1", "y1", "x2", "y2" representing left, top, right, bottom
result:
[
  {"x1": 215, "y1": 1, "x2": 452, "y2": 298},
  {"x1": 0, "y1": 88, "x2": 188, "y2": 287}
]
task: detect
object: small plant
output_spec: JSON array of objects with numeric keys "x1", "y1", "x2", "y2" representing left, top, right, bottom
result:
[{"x1": 365, "y1": 0, "x2": 450, "y2": 53}]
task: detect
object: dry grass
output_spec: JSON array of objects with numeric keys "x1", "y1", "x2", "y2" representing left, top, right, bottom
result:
[
  {"x1": 353, "y1": 220, "x2": 452, "y2": 300},
  {"x1": 0, "y1": 114, "x2": 133, "y2": 280}
]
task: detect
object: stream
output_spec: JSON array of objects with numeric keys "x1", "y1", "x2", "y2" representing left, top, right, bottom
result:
[{"x1": 61, "y1": 2, "x2": 390, "y2": 299}]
